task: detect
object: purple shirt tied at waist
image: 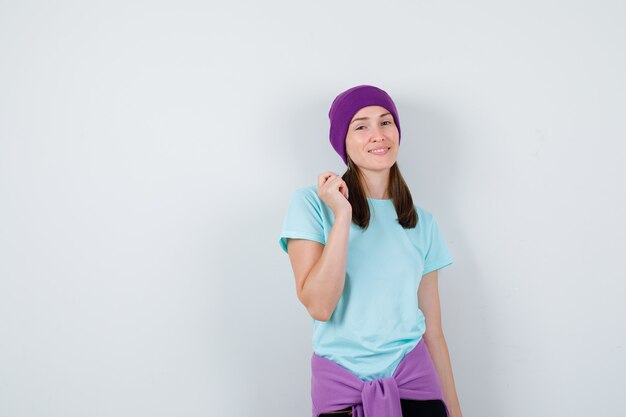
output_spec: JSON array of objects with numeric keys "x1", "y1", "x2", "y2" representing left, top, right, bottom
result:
[{"x1": 311, "y1": 337, "x2": 450, "y2": 417}]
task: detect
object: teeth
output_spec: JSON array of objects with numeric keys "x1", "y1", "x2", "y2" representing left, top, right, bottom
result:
[{"x1": 369, "y1": 148, "x2": 389, "y2": 153}]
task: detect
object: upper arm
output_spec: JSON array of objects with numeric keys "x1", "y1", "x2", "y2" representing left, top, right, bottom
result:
[
  {"x1": 417, "y1": 210, "x2": 454, "y2": 339},
  {"x1": 278, "y1": 187, "x2": 327, "y2": 310},
  {"x1": 421, "y1": 214, "x2": 454, "y2": 275},
  {"x1": 418, "y1": 269, "x2": 443, "y2": 339},
  {"x1": 286, "y1": 238, "x2": 324, "y2": 304},
  {"x1": 279, "y1": 188, "x2": 326, "y2": 254}
]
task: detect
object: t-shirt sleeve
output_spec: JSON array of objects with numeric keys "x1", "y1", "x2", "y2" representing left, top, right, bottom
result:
[
  {"x1": 278, "y1": 188, "x2": 326, "y2": 254},
  {"x1": 422, "y1": 215, "x2": 454, "y2": 275}
]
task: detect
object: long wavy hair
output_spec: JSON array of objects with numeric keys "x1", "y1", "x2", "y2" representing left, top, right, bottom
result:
[{"x1": 342, "y1": 155, "x2": 419, "y2": 230}]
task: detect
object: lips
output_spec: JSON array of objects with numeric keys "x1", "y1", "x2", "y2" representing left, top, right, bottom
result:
[{"x1": 368, "y1": 147, "x2": 390, "y2": 155}]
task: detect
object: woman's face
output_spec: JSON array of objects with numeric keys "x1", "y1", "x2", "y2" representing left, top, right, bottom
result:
[{"x1": 345, "y1": 105, "x2": 399, "y2": 170}]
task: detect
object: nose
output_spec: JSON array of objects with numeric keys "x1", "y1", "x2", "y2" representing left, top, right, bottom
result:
[{"x1": 370, "y1": 124, "x2": 386, "y2": 141}]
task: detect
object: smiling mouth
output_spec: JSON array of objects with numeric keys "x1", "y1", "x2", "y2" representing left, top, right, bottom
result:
[{"x1": 368, "y1": 147, "x2": 390, "y2": 155}]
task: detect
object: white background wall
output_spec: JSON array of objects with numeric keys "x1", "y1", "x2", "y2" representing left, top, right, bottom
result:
[{"x1": 1, "y1": 1, "x2": 625, "y2": 416}]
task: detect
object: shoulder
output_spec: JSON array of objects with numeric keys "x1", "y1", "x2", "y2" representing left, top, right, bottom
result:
[
  {"x1": 288, "y1": 184, "x2": 325, "y2": 213},
  {"x1": 411, "y1": 204, "x2": 440, "y2": 237},
  {"x1": 291, "y1": 184, "x2": 321, "y2": 204},
  {"x1": 414, "y1": 204, "x2": 434, "y2": 224},
  {"x1": 298, "y1": 184, "x2": 319, "y2": 197}
]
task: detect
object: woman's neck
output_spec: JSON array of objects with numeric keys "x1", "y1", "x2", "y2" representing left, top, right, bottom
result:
[{"x1": 361, "y1": 172, "x2": 390, "y2": 199}]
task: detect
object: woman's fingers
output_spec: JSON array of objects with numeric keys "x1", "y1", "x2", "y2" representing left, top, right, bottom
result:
[
  {"x1": 318, "y1": 172, "x2": 348, "y2": 200},
  {"x1": 339, "y1": 181, "x2": 349, "y2": 199},
  {"x1": 318, "y1": 172, "x2": 337, "y2": 189},
  {"x1": 316, "y1": 172, "x2": 352, "y2": 215}
]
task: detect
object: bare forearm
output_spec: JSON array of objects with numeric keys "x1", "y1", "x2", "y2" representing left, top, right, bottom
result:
[
  {"x1": 302, "y1": 212, "x2": 351, "y2": 321},
  {"x1": 424, "y1": 334, "x2": 463, "y2": 417}
]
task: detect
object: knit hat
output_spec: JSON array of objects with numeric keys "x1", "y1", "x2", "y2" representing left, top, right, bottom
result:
[{"x1": 328, "y1": 84, "x2": 401, "y2": 165}]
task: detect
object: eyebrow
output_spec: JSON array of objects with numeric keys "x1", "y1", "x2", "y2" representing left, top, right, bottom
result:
[{"x1": 350, "y1": 112, "x2": 391, "y2": 125}]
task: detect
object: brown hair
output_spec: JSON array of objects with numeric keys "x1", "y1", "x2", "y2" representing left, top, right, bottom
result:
[{"x1": 343, "y1": 155, "x2": 419, "y2": 230}]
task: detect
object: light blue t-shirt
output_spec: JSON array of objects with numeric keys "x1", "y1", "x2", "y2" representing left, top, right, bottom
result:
[{"x1": 279, "y1": 184, "x2": 454, "y2": 381}]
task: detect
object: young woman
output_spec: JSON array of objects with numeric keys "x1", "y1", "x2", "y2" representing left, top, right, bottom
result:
[{"x1": 279, "y1": 85, "x2": 463, "y2": 417}]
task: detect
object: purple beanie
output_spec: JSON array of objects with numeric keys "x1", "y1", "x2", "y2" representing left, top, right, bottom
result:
[{"x1": 328, "y1": 84, "x2": 401, "y2": 165}]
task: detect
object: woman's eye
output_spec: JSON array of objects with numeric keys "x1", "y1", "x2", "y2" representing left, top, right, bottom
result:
[
  {"x1": 356, "y1": 126, "x2": 365, "y2": 130},
  {"x1": 382, "y1": 120, "x2": 392, "y2": 125}
]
